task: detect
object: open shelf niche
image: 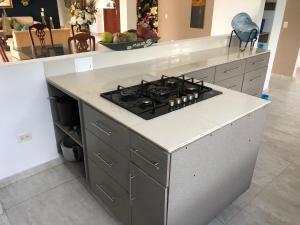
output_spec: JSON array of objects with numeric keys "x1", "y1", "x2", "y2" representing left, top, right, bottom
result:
[{"x1": 47, "y1": 83, "x2": 88, "y2": 181}]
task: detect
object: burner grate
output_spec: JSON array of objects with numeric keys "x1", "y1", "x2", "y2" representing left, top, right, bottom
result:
[{"x1": 100, "y1": 75, "x2": 222, "y2": 120}]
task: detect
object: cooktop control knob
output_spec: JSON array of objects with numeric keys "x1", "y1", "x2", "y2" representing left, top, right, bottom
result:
[
  {"x1": 187, "y1": 94, "x2": 194, "y2": 101},
  {"x1": 175, "y1": 98, "x2": 182, "y2": 105},
  {"x1": 193, "y1": 92, "x2": 199, "y2": 99},
  {"x1": 169, "y1": 99, "x2": 175, "y2": 107},
  {"x1": 182, "y1": 96, "x2": 188, "y2": 103}
]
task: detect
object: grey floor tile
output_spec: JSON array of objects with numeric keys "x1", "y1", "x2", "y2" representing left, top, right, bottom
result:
[
  {"x1": 0, "y1": 202, "x2": 3, "y2": 215},
  {"x1": 216, "y1": 204, "x2": 240, "y2": 224},
  {"x1": 0, "y1": 214, "x2": 11, "y2": 225},
  {"x1": 232, "y1": 182, "x2": 261, "y2": 209},
  {"x1": 6, "y1": 179, "x2": 120, "y2": 225},
  {"x1": 263, "y1": 168, "x2": 300, "y2": 207},
  {"x1": 0, "y1": 164, "x2": 75, "y2": 210},
  {"x1": 245, "y1": 186, "x2": 300, "y2": 224},
  {"x1": 226, "y1": 208, "x2": 287, "y2": 225},
  {"x1": 207, "y1": 218, "x2": 223, "y2": 225},
  {"x1": 252, "y1": 147, "x2": 290, "y2": 188}
]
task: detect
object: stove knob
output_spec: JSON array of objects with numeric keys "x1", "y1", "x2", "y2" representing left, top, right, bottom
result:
[
  {"x1": 181, "y1": 96, "x2": 188, "y2": 103},
  {"x1": 169, "y1": 99, "x2": 175, "y2": 107},
  {"x1": 175, "y1": 98, "x2": 182, "y2": 105},
  {"x1": 187, "y1": 94, "x2": 194, "y2": 101},
  {"x1": 193, "y1": 92, "x2": 199, "y2": 99}
]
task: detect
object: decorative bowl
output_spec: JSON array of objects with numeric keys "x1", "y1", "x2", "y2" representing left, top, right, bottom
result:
[{"x1": 99, "y1": 38, "x2": 159, "y2": 51}]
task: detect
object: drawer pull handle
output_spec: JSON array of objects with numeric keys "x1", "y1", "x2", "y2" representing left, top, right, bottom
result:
[
  {"x1": 224, "y1": 66, "x2": 239, "y2": 73},
  {"x1": 94, "y1": 153, "x2": 113, "y2": 168},
  {"x1": 252, "y1": 59, "x2": 264, "y2": 65},
  {"x1": 96, "y1": 184, "x2": 115, "y2": 203},
  {"x1": 130, "y1": 148, "x2": 160, "y2": 170},
  {"x1": 228, "y1": 84, "x2": 237, "y2": 89},
  {"x1": 250, "y1": 75, "x2": 262, "y2": 82},
  {"x1": 129, "y1": 174, "x2": 136, "y2": 203},
  {"x1": 90, "y1": 122, "x2": 112, "y2": 136}
]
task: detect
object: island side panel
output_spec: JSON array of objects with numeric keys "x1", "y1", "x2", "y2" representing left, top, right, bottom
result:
[{"x1": 167, "y1": 107, "x2": 267, "y2": 225}]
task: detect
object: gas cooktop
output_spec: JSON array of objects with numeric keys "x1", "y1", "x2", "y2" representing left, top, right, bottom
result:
[{"x1": 100, "y1": 75, "x2": 222, "y2": 120}]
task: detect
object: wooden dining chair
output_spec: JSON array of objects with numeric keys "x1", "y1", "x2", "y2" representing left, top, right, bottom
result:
[
  {"x1": 29, "y1": 23, "x2": 54, "y2": 57},
  {"x1": 68, "y1": 32, "x2": 95, "y2": 54},
  {"x1": 0, "y1": 34, "x2": 9, "y2": 62}
]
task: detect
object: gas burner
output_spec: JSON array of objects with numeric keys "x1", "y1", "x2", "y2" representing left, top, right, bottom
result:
[
  {"x1": 118, "y1": 85, "x2": 140, "y2": 102},
  {"x1": 101, "y1": 75, "x2": 222, "y2": 120},
  {"x1": 185, "y1": 86, "x2": 198, "y2": 94},
  {"x1": 139, "y1": 98, "x2": 153, "y2": 107},
  {"x1": 147, "y1": 85, "x2": 170, "y2": 99}
]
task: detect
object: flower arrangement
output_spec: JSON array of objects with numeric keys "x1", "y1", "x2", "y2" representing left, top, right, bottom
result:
[{"x1": 70, "y1": 0, "x2": 97, "y2": 30}]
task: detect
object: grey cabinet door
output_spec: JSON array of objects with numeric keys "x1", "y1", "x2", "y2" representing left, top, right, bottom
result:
[{"x1": 130, "y1": 163, "x2": 167, "y2": 225}]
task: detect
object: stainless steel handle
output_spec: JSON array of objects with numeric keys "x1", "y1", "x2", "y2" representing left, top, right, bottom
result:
[
  {"x1": 228, "y1": 84, "x2": 237, "y2": 89},
  {"x1": 130, "y1": 148, "x2": 160, "y2": 170},
  {"x1": 250, "y1": 75, "x2": 262, "y2": 82},
  {"x1": 94, "y1": 152, "x2": 113, "y2": 168},
  {"x1": 252, "y1": 59, "x2": 264, "y2": 65},
  {"x1": 224, "y1": 66, "x2": 239, "y2": 73},
  {"x1": 129, "y1": 174, "x2": 136, "y2": 203},
  {"x1": 90, "y1": 122, "x2": 112, "y2": 136},
  {"x1": 95, "y1": 184, "x2": 115, "y2": 203}
]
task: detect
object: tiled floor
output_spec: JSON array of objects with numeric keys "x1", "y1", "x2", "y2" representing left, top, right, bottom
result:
[{"x1": 1, "y1": 73, "x2": 300, "y2": 225}]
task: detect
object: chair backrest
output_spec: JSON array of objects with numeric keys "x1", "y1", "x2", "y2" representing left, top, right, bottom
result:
[
  {"x1": 68, "y1": 32, "x2": 95, "y2": 54},
  {"x1": 29, "y1": 23, "x2": 54, "y2": 48},
  {"x1": 0, "y1": 34, "x2": 9, "y2": 62},
  {"x1": 71, "y1": 24, "x2": 90, "y2": 38}
]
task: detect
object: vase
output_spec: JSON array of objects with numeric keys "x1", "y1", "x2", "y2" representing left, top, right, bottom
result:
[{"x1": 78, "y1": 24, "x2": 90, "y2": 33}]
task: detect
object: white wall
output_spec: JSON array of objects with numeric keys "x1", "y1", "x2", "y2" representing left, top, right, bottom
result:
[
  {"x1": 264, "y1": 0, "x2": 287, "y2": 90},
  {"x1": 0, "y1": 62, "x2": 58, "y2": 180},
  {"x1": 262, "y1": 10, "x2": 275, "y2": 33},
  {"x1": 211, "y1": 0, "x2": 266, "y2": 36},
  {"x1": 120, "y1": 0, "x2": 137, "y2": 32}
]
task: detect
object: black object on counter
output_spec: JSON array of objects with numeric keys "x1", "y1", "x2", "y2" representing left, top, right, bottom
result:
[
  {"x1": 54, "y1": 96, "x2": 79, "y2": 126},
  {"x1": 100, "y1": 75, "x2": 222, "y2": 120}
]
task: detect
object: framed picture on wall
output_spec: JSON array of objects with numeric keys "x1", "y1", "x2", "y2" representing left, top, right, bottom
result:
[
  {"x1": 190, "y1": 0, "x2": 206, "y2": 29},
  {"x1": 0, "y1": 0, "x2": 13, "y2": 8}
]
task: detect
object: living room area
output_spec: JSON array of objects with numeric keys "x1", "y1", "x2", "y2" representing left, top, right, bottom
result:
[{"x1": 0, "y1": 0, "x2": 165, "y2": 62}]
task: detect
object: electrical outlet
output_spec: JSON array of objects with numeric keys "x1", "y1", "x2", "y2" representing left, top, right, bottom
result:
[
  {"x1": 283, "y1": 21, "x2": 289, "y2": 29},
  {"x1": 75, "y1": 57, "x2": 93, "y2": 73},
  {"x1": 17, "y1": 132, "x2": 32, "y2": 143}
]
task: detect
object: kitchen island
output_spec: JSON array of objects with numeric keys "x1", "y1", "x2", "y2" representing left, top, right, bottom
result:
[{"x1": 47, "y1": 46, "x2": 269, "y2": 225}]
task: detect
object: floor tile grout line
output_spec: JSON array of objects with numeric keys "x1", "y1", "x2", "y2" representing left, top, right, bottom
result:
[
  {"x1": 4, "y1": 177, "x2": 75, "y2": 212},
  {"x1": 265, "y1": 126, "x2": 300, "y2": 139},
  {"x1": 0, "y1": 162, "x2": 65, "y2": 190},
  {"x1": 228, "y1": 154, "x2": 293, "y2": 224}
]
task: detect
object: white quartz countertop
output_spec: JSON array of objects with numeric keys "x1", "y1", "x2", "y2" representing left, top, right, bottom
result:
[{"x1": 47, "y1": 47, "x2": 269, "y2": 153}]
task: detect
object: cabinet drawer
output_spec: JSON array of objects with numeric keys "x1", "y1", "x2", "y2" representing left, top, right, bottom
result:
[
  {"x1": 245, "y1": 53, "x2": 270, "y2": 73},
  {"x1": 242, "y1": 67, "x2": 267, "y2": 95},
  {"x1": 130, "y1": 133, "x2": 170, "y2": 187},
  {"x1": 89, "y1": 160, "x2": 131, "y2": 225},
  {"x1": 215, "y1": 60, "x2": 246, "y2": 82},
  {"x1": 185, "y1": 67, "x2": 215, "y2": 83},
  {"x1": 83, "y1": 103, "x2": 130, "y2": 158},
  {"x1": 215, "y1": 75, "x2": 243, "y2": 91},
  {"x1": 86, "y1": 130, "x2": 129, "y2": 191},
  {"x1": 242, "y1": 86, "x2": 263, "y2": 97}
]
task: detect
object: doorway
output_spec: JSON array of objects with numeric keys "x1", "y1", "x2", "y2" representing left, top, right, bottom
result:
[{"x1": 103, "y1": 0, "x2": 120, "y2": 33}]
